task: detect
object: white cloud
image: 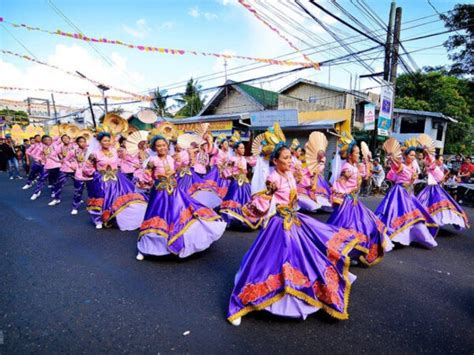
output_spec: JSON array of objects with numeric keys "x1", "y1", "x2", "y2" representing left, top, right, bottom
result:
[
  {"x1": 188, "y1": 6, "x2": 218, "y2": 20},
  {"x1": 0, "y1": 44, "x2": 145, "y2": 109},
  {"x1": 216, "y1": 0, "x2": 235, "y2": 5},
  {"x1": 188, "y1": 6, "x2": 200, "y2": 18},
  {"x1": 159, "y1": 21, "x2": 176, "y2": 30},
  {"x1": 123, "y1": 18, "x2": 151, "y2": 38},
  {"x1": 204, "y1": 12, "x2": 218, "y2": 20}
]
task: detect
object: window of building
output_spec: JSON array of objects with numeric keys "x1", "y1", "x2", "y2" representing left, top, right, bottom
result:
[
  {"x1": 399, "y1": 116, "x2": 425, "y2": 133},
  {"x1": 308, "y1": 95, "x2": 317, "y2": 103},
  {"x1": 436, "y1": 124, "x2": 444, "y2": 141}
]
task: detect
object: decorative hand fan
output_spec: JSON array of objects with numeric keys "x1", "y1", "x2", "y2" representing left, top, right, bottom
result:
[
  {"x1": 194, "y1": 123, "x2": 210, "y2": 138},
  {"x1": 229, "y1": 131, "x2": 241, "y2": 146},
  {"x1": 383, "y1": 137, "x2": 402, "y2": 162},
  {"x1": 126, "y1": 130, "x2": 149, "y2": 155},
  {"x1": 50, "y1": 125, "x2": 60, "y2": 137},
  {"x1": 272, "y1": 122, "x2": 286, "y2": 143},
  {"x1": 251, "y1": 133, "x2": 265, "y2": 156},
  {"x1": 361, "y1": 141, "x2": 371, "y2": 160},
  {"x1": 137, "y1": 109, "x2": 158, "y2": 124},
  {"x1": 417, "y1": 133, "x2": 436, "y2": 155},
  {"x1": 177, "y1": 133, "x2": 204, "y2": 149},
  {"x1": 305, "y1": 131, "x2": 328, "y2": 173},
  {"x1": 290, "y1": 138, "x2": 300, "y2": 150}
]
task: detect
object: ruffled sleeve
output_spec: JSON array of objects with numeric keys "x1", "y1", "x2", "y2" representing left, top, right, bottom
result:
[{"x1": 243, "y1": 175, "x2": 277, "y2": 218}]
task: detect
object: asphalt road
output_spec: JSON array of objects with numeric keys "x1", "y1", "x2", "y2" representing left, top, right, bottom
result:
[{"x1": 1, "y1": 175, "x2": 473, "y2": 354}]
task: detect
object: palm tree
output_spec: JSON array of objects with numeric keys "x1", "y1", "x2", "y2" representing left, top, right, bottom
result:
[
  {"x1": 175, "y1": 78, "x2": 205, "y2": 117},
  {"x1": 151, "y1": 87, "x2": 172, "y2": 117}
]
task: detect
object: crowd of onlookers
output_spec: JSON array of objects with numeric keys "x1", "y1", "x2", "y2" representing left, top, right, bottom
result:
[{"x1": 0, "y1": 134, "x2": 34, "y2": 180}]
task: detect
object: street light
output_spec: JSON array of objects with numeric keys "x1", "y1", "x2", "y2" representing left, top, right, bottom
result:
[
  {"x1": 97, "y1": 84, "x2": 110, "y2": 115},
  {"x1": 76, "y1": 71, "x2": 110, "y2": 128}
]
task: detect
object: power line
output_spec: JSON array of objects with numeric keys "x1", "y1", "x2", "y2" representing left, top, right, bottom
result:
[
  {"x1": 46, "y1": 0, "x2": 142, "y2": 92},
  {"x1": 141, "y1": 13, "x2": 448, "y2": 94},
  {"x1": 0, "y1": 24, "x2": 38, "y2": 60}
]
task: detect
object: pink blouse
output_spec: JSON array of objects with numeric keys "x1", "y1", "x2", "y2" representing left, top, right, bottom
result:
[
  {"x1": 174, "y1": 150, "x2": 191, "y2": 171},
  {"x1": 193, "y1": 150, "x2": 210, "y2": 175},
  {"x1": 118, "y1": 147, "x2": 139, "y2": 174},
  {"x1": 246, "y1": 170, "x2": 298, "y2": 218},
  {"x1": 59, "y1": 143, "x2": 77, "y2": 173},
  {"x1": 93, "y1": 149, "x2": 119, "y2": 171},
  {"x1": 387, "y1": 161, "x2": 418, "y2": 184},
  {"x1": 149, "y1": 155, "x2": 175, "y2": 179},
  {"x1": 332, "y1": 162, "x2": 360, "y2": 194},
  {"x1": 229, "y1": 155, "x2": 256, "y2": 176},
  {"x1": 72, "y1": 147, "x2": 93, "y2": 181},
  {"x1": 26, "y1": 143, "x2": 43, "y2": 162},
  {"x1": 424, "y1": 154, "x2": 444, "y2": 184}
]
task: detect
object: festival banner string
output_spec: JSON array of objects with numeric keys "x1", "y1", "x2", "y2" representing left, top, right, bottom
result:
[{"x1": 0, "y1": 17, "x2": 319, "y2": 68}]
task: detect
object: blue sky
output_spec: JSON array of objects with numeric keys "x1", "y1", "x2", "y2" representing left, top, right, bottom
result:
[{"x1": 0, "y1": 0, "x2": 462, "y2": 110}]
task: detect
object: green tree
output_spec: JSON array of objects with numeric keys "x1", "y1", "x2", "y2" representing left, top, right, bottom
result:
[
  {"x1": 441, "y1": 4, "x2": 473, "y2": 77},
  {"x1": 395, "y1": 71, "x2": 473, "y2": 155},
  {"x1": 175, "y1": 78, "x2": 205, "y2": 117},
  {"x1": 151, "y1": 87, "x2": 172, "y2": 117},
  {"x1": 0, "y1": 109, "x2": 29, "y2": 126}
]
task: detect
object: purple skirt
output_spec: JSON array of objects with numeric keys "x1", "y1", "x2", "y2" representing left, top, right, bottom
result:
[
  {"x1": 86, "y1": 171, "x2": 147, "y2": 231},
  {"x1": 219, "y1": 179, "x2": 262, "y2": 230},
  {"x1": 187, "y1": 167, "x2": 224, "y2": 209},
  {"x1": 417, "y1": 184, "x2": 469, "y2": 229},
  {"x1": 298, "y1": 175, "x2": 333, "y2": 212},
  {"x1": 176, "y1": 169, "x2": 196, "y2": 194},
  {"x1": 327, "y1": 195, "x2": 392, "y2": 266},
  {"x1": 228, "y1": 212, "x2": 359, "y2": 322},
  {"x1": 203, "y1": 166, "x2": 231, "y2": 198},
  {"x1": 375, "y1": 184, "x2": 438, "y2": 248},
  {"x1": 138, "y1": 178, "x2": 226, "y2": 258}
]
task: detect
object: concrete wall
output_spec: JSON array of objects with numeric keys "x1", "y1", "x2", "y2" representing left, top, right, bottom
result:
[
  {"x1": 213, "y1": 90, "x2": 262, "y2": 115},
  {"x1": 282, "y1": 83, "x2": 352, "y2": 110}
]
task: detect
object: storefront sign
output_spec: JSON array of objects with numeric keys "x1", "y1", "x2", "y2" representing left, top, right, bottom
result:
[{"x1": 250, "y1": 109, "x2": 298, "y2": 128}]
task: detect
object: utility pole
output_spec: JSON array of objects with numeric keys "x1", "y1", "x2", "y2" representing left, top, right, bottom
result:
[
  {"x1": 51, "y1": 93, "x2": 59, "y2": 124},
  {"x1": 372, "y1": 2, "x2": 396, "y2": 151},
  {"x1": 86, "y1": 92, "x2": 97, "y2": 129},
  {"x1": 390, "y1": 7, "x2": 402, "y2": 88},
  {"x1": 328, "y1": 64, "x2": 331, "y2": 85}
]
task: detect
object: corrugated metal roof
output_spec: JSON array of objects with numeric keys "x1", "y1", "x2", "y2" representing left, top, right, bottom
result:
[
  {"x1": 236, "y1": 83, "x2": 279, "y2": 108},
  {"x1": 393, "y1": 108, "x2": 457, "y2": 122}
]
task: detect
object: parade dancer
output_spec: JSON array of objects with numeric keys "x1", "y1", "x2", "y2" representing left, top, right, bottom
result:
[
  {"x1": 136, "y1": 135, "x2": 226, "y2": 260},
  {"x1": 22, "y1": 134, "x2": 43, "y2": 190},
  {"x1": 118, "y1": 137, "x2": 139, "y2": 180},
  {"x1": 48, "y1": 134, "x2": 76, "y2": 206},
  {"x1": 297, "y1": 133, "x2": 332, "y2": 212},
  {"x1": 205, "y1": 134, "x2": 232, "y2": 200},
  {"x1": 30, "y1": 135, "x2": 61, "y2": 201},
  {"x1": 189, "y1": 131, "x2": 224, "y2": 209},
  {"x1": 70, "y1": 136, "x2": 90, "y2": 215},
  {"x1": 375, "y1": 138, "x2": 438, "y2": 248},
  {"x1": 327, "y1": 135, "x2": 392, "y2": 266},
  {"x1": 228, "y1": 143, "x2": 359, "y2": 326},
  {"x1": 84, "y1": 132, "x2": 147, "y2": 230},
  {"x1": 219, "y1": 139, "x2": 260, "y2": 230},
  {"x1": 416, "y1": 134, "x2": 469, "y2": 229}
]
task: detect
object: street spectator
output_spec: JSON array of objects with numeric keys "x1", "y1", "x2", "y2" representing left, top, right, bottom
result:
[
  {"x1": 459, "y1": 157, "x2": 473, "y2": 183},
  {"x1": 0, "y1": 137, "x2": 8, "y2": 172},
  {"x1": 451, "y1": 154, "x2": 463, "y2": 174},
  {"x1": 372, "y1": 158, "x2": 385, "y2": 195},
  {"x1": 445, "y1": 172, "x2": 460, "y2": 201},
  {"x1": 5, "y1": 135, "x2": 22, "y2": 180}
]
